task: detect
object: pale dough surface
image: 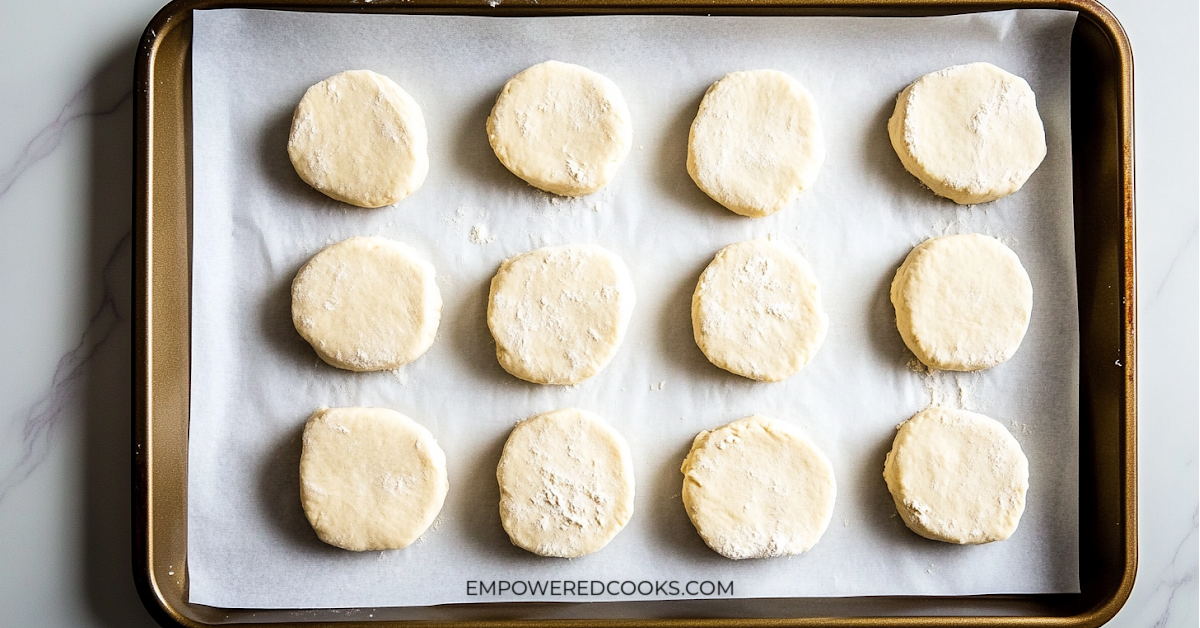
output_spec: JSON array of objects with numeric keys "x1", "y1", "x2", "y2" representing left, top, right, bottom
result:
[
  {"x1": 292, "y1": 236, "x2": 442, "y2": 372},
  {"x1": 497, "y1": 408, "x2": 635, "y2": 558},
  {"x1": 287, "y1": 69, "x2": 429, "y2": 208},
  {"x1": 488, "y1": 244, "x2": 635, "y2": 385},
  {"x1": 299, "y1": 407, "x2": 448, "y2": 551},
  {"x1": 687, "y1": 69, "x2": 825, "y2": 217},
  {"x1": 487, "y1": 61, "x2": 632, "y2": 196},
  {"x1": 681, "y1": 415, "x2": 836, "y2": 559},
  {"x1": 891, "y1": 233, "x2": 1033, "y2": 371},
  {"x1": 883, "y1": 407, "x2": 1029, "y2": 544},
  {"x1": 692, "y1": 238, "x2": 828, "y2": 381},
  {"x1": 888, "y1": 62, "x2": 1046, "y2": 205}
]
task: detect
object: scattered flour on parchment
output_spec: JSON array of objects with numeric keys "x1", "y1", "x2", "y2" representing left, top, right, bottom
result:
[
  {"x1": 915, "y1": 365, "x2": 977, "y2": 411},
  {"x1": 1010, "y1": 419, "x2": 1032, "y2": 434},
  {"x1": 525, "y1": 189, "x2": 613, "y2": 245},
  {"x1": 391, "y1": 367, "x2": 409, "y2": 386},
  {"x1": 470, "y1": 223, "x2": 495, "y2": 244}
]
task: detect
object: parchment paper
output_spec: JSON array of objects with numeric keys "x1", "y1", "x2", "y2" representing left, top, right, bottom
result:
[{"x1": 188, "y1": 8, "x2": 1080, "y2": 609}]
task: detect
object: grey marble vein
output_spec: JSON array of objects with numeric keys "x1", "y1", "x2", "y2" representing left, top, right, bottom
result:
[
  {"x1": 1145, "y1": 506, "x2": 1199, "y2": 628},
  {"x1": 1150, "y1": 225, "x2": 1198, "y2": 304},
  {"x1": 0, "y1": 82, "x2": 133, "y2": 202},
  {"x1": 0, "y1": 231, "x2": 131, "y2": 503}
]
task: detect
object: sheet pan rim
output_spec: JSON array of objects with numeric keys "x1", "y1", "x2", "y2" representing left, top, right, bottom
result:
[{"x1": 133, "y1": 0, "x2": 1136, "y2": 625}]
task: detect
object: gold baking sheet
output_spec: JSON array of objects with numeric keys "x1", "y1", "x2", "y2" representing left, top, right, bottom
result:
[{"x1": 134, "y1": 0, "x2": 1135, "y2": 625}]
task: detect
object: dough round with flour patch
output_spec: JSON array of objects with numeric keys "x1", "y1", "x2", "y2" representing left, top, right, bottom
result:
[
  {"x1": 681, "y1": 416, "x2": 836, "y2": 559},
  {"x1": 687, "y1": 70, "x2": 825, "y2": 217},
  {"x1": 487, "y1": 244, "x2": 635, "y2": 385},
  {"x1": 288, "y1": 70, "x2": 428, "y2": 208},
  {"x1": 292, "y1": 236, "x2": 442, "y2": 372},
  {"x1": 883, "y1": 407, "x2": 1029, "y2": 544},
  {"x1": 692, "y1": 238, "x2": 828, "y2": 381},
  {"x1": 888, "y1": 62, "x2": 1046, "y2": 204},
  {"x1": 497, "y1": 408, "x2": 635, "y2": 558},
  {"x1": 300, "y1": 407, "x2": 448, "y2": 551},
  {"x1": 891, "y1": 233, "x2": 1032, "y2": 371},
  {"x1": 487, "y1": 61, "x2": 632, "y2": 196}
]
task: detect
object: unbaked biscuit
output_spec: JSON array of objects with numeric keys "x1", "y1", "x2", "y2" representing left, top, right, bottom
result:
[
  {"x1": 487, "y1": 244, "x2": 635, "y2": 385},
  {"x1": 292, "y1": 236, "x2": 442, "y2": 372},
  {"x1": 692, "y1": 238, "x2": 827, "y2": 381},
  {"x1": 891, "y1": 233, "x2": 1032, "y2": 371},
  {"x1": 687, "y1": 70, "x2": 825, "y2": 217},
  {"x1": 681, "y1": 415, "x2": 836, "y2": 559},
  {"x1": 288, "y1": 70, "x2": 428, "y2": 208},
  {"x1": 300, "y1": 407, "x2": 448, "y2": 551},
  {"x1": 487, "y1": 61, "x2": 632, "y2": 196},
  {"x1": 497, "y1": 408, "x2": 635, "y2": 558},
  {"x1": 883, "y1": 407, "x2": 1029, "y2": 544},
  {"x1": 888, "y1": 62, "x2": 1046, "y2": 204}
]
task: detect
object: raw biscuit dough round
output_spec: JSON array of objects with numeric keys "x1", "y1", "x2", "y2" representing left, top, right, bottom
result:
[
  {"x1": 687, "y1": 70, "x2": 826, "y2": 217},
  {"x1": 487, "y1": 244, "x2": 635, "y2": 385},
  {"x1": 891, "y1": 233, "x2": 1032, "y2": 371},
  {"x1": 292, "y1": 236, "x2": 442, "y2": 372},
  {"x1": 287, "y1": 69, "x2": 429, "y2": 208},
  {"x1": 487, "y1": 61, "x2": 632, "y2": 196},
  {"x1": 299, "y1": 407, "x2": 448, "y2": 551},
  {"x1": 497, "y1": 408, "x2": 635, "y2": 558},
  {"x1": 883, "y1": 407, "x2": 1029, "y2": 544},
  {"x1": 681, "y1": 415, "x2": 836, "y2": 559},
  {"x1": 888, "y1": 62, "x2": 1046, "y2": 204},
  {"x1": 692, "y1": 238, "x2": 828, "y2": 382}
]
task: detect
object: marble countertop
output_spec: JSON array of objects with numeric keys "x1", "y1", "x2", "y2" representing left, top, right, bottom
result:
[{"x1": 0, "y1": 0, "x2": 1192, "y2": 625}]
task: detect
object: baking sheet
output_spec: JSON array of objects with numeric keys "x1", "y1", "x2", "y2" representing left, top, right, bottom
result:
[{"x1": 188, "y1": 8, "x2": 1080, "y2": 609}]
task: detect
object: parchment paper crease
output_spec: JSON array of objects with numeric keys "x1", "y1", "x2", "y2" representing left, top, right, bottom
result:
[{"x1": 189, "y1": 8, "x2": 1080, "y2": 609}]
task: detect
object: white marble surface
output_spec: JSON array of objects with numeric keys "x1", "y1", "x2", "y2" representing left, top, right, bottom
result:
[{"x1": 0, "y1": 0, "x2": 1191, "y2": 625}]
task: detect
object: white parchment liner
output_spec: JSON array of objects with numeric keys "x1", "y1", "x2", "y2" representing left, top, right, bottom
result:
[{"x1": 189, "y1": 8, "x2": 1080, "y2": 609}]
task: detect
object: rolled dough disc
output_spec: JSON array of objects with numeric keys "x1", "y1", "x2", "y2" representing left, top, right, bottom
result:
[
  {"x1": 687, "y1": 69, "x2": 825, "y2": 217},
  {"x1": 883, "y1": 407, "x2": 1029, "y2": 544},
  {"x1": 487, "y1": 60, "x2": 632, "y2": 196},
  {"x1": 299, "y1": 407, "x2": 448, "y2": 551},
  {"x1": 487, "y1": 244, "x2": 635, "y2": 385},
  {"x1": 887, "y1": 62, "x2": 1046, "y2": 204},
  {"x1": 681, "y1": 415, "x2": 836, "y2": 559},
  {"x1": 890, "y1": 233, "x2": 1032, "y2": 371},
  {"x1": 287, "y1": 70, "x2": 429, "y2": 208},
  {"x1": 497, "y1": 408, "x2": 635, "y2": 558},
  {"x1": 692, "y1": 238, "x2": 828, "y2": 381},
  {"x1": 292, "y1": 236, "x2": 442, "y2": 372}
]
